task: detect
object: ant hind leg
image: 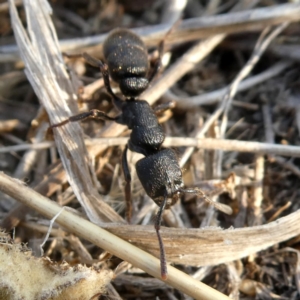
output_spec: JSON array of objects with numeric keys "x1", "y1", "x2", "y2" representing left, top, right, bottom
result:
[
  {"x1": 147, "y1": 20, "x2": 180, "y2": 83},
  {"x1": 122, "y1": 145, "x2": 132, "y2": 223},
  {"x1": 154, "y1": 192, "x2": 168, "y2": 280},
  {"x1": 153, "y1": 101, "x2": 176, "y2": 114},
  {"x1": 50, "y1": 109, "x2": 116, "y2": 128}
]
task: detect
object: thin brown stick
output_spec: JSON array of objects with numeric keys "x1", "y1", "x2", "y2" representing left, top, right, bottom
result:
[
  {"x1": 267, "y1": 201, "x2": 292, "y2": 223},
  {"x1": 165, "y1": 61, "x2": 292, "y2": 108}
]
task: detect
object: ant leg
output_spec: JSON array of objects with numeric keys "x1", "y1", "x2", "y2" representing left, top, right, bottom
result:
[
  {"x1": 154, "y1": 193, "x2": 168, "y2": 280},
  {"x1": 63, "y1": 52, "x2": 104, "y2": 70},
  {"x1": 147, "y1": 20, "x2": 180, "y2": 83},
  {"x1": 122, "y1": 144, "x2": 132, "y2": 223},
  {"x1": 153, "y1": 101, "x2": 176, "y2": 114},
  {"x1": 82, "y1": 53, "x2": 123, "y2": 110},
  {"x1": 147, "y1": 44, "x2": 163, "y2": 84},
  {"x1": 50, "y1": 109, "x2": 116, "y2": 128},
  {"x1": 64, "y1": 52, "x2": 123, "y2": 110},
  {"x1": 62, "y1": 52, "x2": 83, "y2": 59},
  {"x1": 180, "y1": 187, "x2": 233, "y2": 215}
]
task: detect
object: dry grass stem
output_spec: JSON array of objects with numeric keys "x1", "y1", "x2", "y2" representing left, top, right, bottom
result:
[
  {"x1": 253, "y1": 155, "x2": 264, "y2": 224},
  {"x1": 2, "y1": 136, "x2": 300, "y2": 158},
  {"x1": 220, "y1": 22, "x2": 288, "y2": 137},
  {"x1": 0, "y1": 141, "x2": 56, "y2": 153},
  {"x1": 179, "y1": 22, "x2": 288, "y2": 167},
  {"x1": 168, "y1": 60, "x2": 292, "y2": 108}
]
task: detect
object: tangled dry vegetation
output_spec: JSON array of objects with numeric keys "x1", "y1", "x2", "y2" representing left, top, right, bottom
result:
[{"x1": 1, "y1": 0, "x2": 300, "y2": 299}]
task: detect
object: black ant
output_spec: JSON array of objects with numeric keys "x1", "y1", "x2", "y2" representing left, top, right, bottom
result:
[
  {"x1": 51, "y1": 28, "x2": 232, "y2": 280},
  {"x1": 55, "y1": 28, "x2": 173, "y2": 221}
]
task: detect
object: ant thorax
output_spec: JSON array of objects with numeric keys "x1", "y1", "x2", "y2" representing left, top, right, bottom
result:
[{"x1": 118, "y1": 100, "x2": 165, "y2": 156}]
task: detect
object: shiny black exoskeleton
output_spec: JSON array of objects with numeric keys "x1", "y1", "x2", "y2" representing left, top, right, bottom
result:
[{"x1": 51, "y1": 27, "x2": 232, "y2": 280}]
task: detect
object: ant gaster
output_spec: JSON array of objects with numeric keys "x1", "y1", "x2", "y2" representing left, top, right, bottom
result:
[{"x1": 51, "y1": 28, "x2": 232, "y2": 280}]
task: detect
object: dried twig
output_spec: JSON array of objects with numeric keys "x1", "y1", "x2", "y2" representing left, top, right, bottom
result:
[
  {"x1": 166, "y1": 61, "x2": 292, "y2": 108},
  {"x1": 3, "y1": 137, "x2": 300, "y2": 158}
]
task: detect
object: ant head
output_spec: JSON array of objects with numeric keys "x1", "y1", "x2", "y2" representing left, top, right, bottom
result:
[
  {"x1": 136, "y1": 148, "x2": 184, "y2": 207},
  {"x1": 120, "y1": 77, "x2": 149, "y2": 98}
]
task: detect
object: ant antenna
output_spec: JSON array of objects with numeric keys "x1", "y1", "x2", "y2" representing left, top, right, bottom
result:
[{"x1": 179, "y1": 187, "x2": 233, "y2": 215}]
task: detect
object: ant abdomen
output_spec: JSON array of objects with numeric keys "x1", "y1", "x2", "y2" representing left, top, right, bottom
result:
[
  {"x1": 103, "y1": 28, "x2": 149, "y2": 98},
  {"x1": 136, "y1": 148, "x2": 184, "y2": 208}
]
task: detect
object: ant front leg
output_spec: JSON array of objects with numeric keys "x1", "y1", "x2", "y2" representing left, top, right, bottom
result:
[
  {"x1": 63, "y1": 52, "x2": 107, "y2": 71},
  {"x1": 180, "y1": 187, "x2": 233, "y2": 215},
  {"x1": 62, "y1": 52, "x2": 83, "y2": 60},
  {"x1": 153, "y1": 101, "x2": 176, "y2": 124},
  {"x1": 82, "y1": 53, "x2": 123, "y2": 111},
  {"x1": 50, "y1": 109, "x2": 116, "y2": 128},
  {"x1": 122, "y1": 144, "x2": 132, "y2": 223},
  {"x1": 155, "y1": 193, "x2": 168, "y2": 280},
  {"x1": 64, "y1": 52, "x2": 123, "y2": 111},
  {"x1": 153, "y1": 101, "x2": 176, "y2": 115},
  {"x1": 147, "y1": 21, "x2": 179, "y2": 83}
]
